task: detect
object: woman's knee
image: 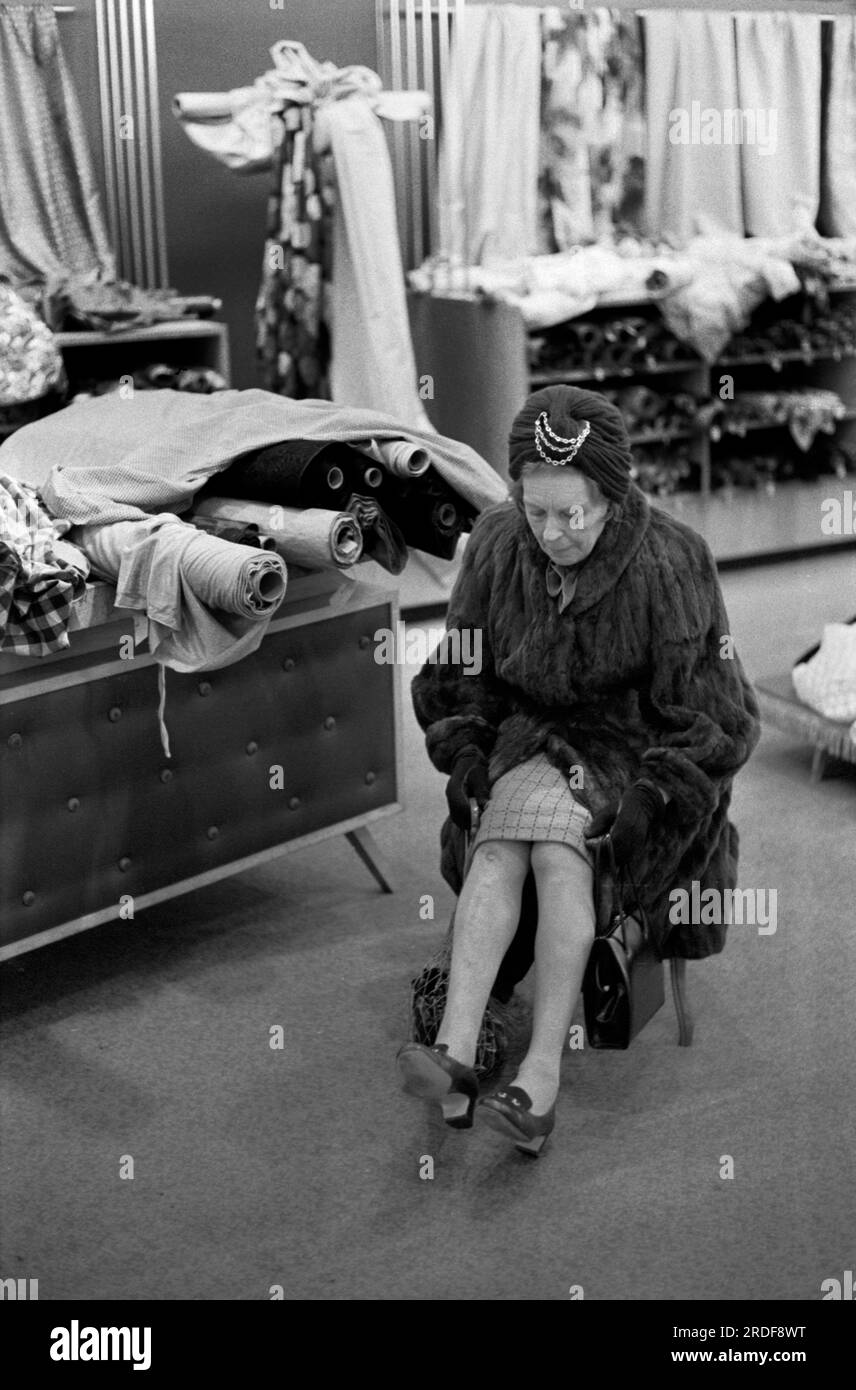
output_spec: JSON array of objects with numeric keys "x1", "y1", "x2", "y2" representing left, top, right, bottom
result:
[
  {"x1": 530, "y1": 841, "x2": 591, "y2": 882},
  {"x1": 470, "y1": 839, "x2": 530, "y2": 888},
  {"x1": 530, "y1": 839, "x2": 591, "y2": 917}
]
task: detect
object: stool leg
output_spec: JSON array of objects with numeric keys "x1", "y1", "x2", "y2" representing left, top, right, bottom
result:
[
  {"x1": 669, "y1": 957, "x2": 693, "y2": 1047},
  {"x1": 346, "y1": 826, "x2": 394, "y2": 893}
]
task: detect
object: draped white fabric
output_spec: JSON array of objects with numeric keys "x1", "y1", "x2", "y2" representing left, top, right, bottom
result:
[
  {"x1": 644, "y1": 11, "x2": 744, "y2": 243},
  {"x1": 317, "y1": 97, "x2": 433, "y2": 431},
  {"x1": 438, "y1": 4, "x2": 543, "y2": 264},
  {"x1": 735, "y1": 12, "x2": 821, "y2": 237},
  {"x1": 822, "y1": 17, "x2": 856, "y2": 236}
]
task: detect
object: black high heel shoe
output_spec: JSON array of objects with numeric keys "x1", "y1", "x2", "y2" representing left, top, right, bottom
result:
[
  {"x1": 478, "y1": 1085, "x2": 556, "y2": 1156},
  {"x1": 396, "y1": 1042, "x2": 479, "y2": 1129}
]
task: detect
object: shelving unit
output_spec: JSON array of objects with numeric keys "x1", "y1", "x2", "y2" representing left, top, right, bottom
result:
[
  {"x1": 409, "y1": 285, "x2": 856, "y2": 565},
  {"x1": 0, "y1": 320, "x2": 230, "y2": 445}
]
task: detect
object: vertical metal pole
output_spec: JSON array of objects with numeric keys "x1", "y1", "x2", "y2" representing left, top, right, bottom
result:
[
  {"x1": 389, "y1": 0, "x2": 408, "y2": 270},
  {"x1": 105, "y1": 0, "x2": 130, "y2": 281},
  {"x1": 95, "y1": 0, "x2": 121, "y2": 259},
  {"x1": 453, "y1": 0, "x2": 468, "y2": 286},
  {"x1": 375, "y1": 0, "x2": 389, "y2": 89},
  {"x1": 131, "y1": 0, "x2": 154, "y2": 287},
  {"x1": 117, "y1": 0, "x2": 143, "y2": 284},
  {"x1": 144, "y1": 0, "x2": 169, "y2": 287},
  {"x1": 405, "y1": 0, "x2": 421, "y2": 270},
  {"x1": 421, "y1": 0, "x2": 438, "y2": 274}
]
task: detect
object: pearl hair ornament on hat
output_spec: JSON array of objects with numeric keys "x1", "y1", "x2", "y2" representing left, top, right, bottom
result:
[{"x1": 533, "y1": 411, "x2": 591, "y2": 467}]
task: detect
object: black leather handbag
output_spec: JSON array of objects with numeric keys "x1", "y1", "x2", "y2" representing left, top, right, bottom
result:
[{"x1": 582, "y1": 833, "x2": 665, "y2": 1049}]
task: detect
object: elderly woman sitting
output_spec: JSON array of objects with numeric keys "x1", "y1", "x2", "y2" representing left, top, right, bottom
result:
[{"x1": 396, "y1": 385, "x2": 761, "y2": 1155}]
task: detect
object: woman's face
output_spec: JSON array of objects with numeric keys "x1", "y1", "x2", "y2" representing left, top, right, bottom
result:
[{"x1": 521, "y1": 466, "x2": 611, "y2": 564}]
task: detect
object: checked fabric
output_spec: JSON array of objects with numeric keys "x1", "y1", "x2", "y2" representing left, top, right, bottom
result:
[{"x1": 0, "y1": 474, "x2": 89, "y2": 657}]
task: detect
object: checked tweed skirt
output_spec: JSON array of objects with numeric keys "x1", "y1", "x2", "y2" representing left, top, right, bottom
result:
[{"x1": 470, "y1": 752, "x2": 595, "y2": 863}]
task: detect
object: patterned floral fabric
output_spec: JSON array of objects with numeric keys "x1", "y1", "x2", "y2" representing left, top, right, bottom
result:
[
  {"x1": 255, "y1": 105, "x2": 337, "y2": 399},
  {"x1": 538, "y1": 8, "x2": 646, "y2": 250},
  {"x1": 0, "y1": 285, "x2": 65, "y2": 408}
]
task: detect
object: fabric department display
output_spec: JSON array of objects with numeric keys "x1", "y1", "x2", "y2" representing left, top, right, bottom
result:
[
  {"x1": 0, "y1": 389, "x2": 506, "y2": 647},
  {"x1": 191, "y1": 496, "x2": 363, "y2": 570},
  {"x1": 712, "y1": 390, "x2": 847, "y2": 451},
  {"x1": 0, "y1": 389, "x2": 505, "y2": 523},
  {"x1": 175, "y1": 42, "x2": 432, "y2": 431},
  {"x1": 0, "y1": 473, "x2": 89, "y2": 656},
  {"x1": 71, "y1": 514, "x2": 287, "y2": 674},
  {"x1": 209, "y1": 435, "x2": 475, "y2": 564}
]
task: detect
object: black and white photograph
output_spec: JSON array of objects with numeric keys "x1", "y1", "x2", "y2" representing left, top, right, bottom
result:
[{"x1": 1, "y1": 0, "x2": 854, "y2": 1336}]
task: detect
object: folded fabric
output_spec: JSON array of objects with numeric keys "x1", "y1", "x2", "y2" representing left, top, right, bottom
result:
[
  {"x1": 792, "y1": 622, "x2": 856, "y2": 722},
  {"x1": 192, "y1": 496, "x2": 363, "y2": 570},
  {"x1": 0, "y1": 472, "x2": 89, "y2": 656},
  {"x1": 71, "y1": 513, "x2": 287, "y2": 673},
  {"x1": 344, "y1": 493, "x2": 408, "y2": 575},
  {"x1": 0, "y1": 388, "x2": 506, "y2": 523}
]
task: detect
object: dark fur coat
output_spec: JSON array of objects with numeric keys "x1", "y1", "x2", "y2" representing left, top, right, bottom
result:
[{"x1": 411, "y1": 483, "x2": 761, "y2": 961}]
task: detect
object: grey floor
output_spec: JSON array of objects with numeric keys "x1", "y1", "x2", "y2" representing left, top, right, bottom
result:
[{"x1": 1, "y1": 550, "x2": 854, "y2": 1301}]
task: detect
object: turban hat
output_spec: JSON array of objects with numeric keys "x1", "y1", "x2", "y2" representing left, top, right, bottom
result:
[{"x1": 508, "y1": 385, "x2": 633, "y2": 503}]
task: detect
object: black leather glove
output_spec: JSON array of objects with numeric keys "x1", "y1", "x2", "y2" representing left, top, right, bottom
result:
[
  {"x1": 584, "y1": 779, "x2": 664, "y2": 868},
  {"x1": 446, "y1": 750, "x2": 491, "y2": 830}
]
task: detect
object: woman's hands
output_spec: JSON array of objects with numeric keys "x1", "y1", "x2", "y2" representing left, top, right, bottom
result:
[
  {"x1": 584, "y1": 779, "x2": 665, "y2": 868},
  {"x1": 446, "y1": 749, "x2": 491, "y2": 829}
]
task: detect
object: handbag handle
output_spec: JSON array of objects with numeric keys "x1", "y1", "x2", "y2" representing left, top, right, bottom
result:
[{"x1": 591, "y1": 831, "x2": 649, "y2": 942}]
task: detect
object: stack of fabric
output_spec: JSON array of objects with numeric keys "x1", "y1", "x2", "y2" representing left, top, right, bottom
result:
[{"x1": 0, "y1": 388, "x2": 507, "y2": 676}]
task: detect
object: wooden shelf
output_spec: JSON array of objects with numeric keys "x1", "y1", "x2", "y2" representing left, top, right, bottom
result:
[
  {"x1": 56, "y1": 320, "x2": 227, "y2": 348},
  {"x1": 530, "y1": 359, "x2": 702, "y2": 385}
]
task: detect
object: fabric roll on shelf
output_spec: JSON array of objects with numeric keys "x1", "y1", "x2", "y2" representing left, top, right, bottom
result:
[
  {"x1": 210, "y1": 435, "x2": 474, "y2": 563},
  {"x1": 360, "y1": 437, "x2": 430, "y2": 478},
  {"x1": 208, "y1": 438, "x2": 365, "y2": 512},
  {"x1": 191, "y1": 495, "x2": 363, "y2": 570},
  {"x1": 75, "y1": 518, "x2": 287, "y2": 619},
  {"x1": 366, "y1": 466, "x2": 476, "y2": 561}
]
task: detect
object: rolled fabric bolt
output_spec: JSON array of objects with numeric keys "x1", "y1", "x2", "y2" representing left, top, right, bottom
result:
[
  {"x1": 210, "y1": 438, "x2": 364, "y2": 510},
  {"x1": 179, "y1": 532, "x2": 287, "y2": 616},
  {"x1": 191, "y1": 496, "x2": 363, "y2": 569},
  {"x1": 172, "y1": 92, "x2": 234, "y2": 120},
  {"x1": 363, "y1": 438, "x2": 431, "y2": 478},
  {"x1": 362, "y1": 465, "x2": 384, "y2": 489}
]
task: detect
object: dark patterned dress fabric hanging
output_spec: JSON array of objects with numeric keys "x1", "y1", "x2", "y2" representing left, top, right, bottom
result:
[{"x1": 255, "y1": 104, "x2": 336, "y2": 398}]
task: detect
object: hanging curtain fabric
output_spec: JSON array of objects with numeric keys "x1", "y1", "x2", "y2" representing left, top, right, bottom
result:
[
  {"x1": 0, "y1": 1, "x2": 114, "y2": 287},
  {"x1": 539, "y1": 7, "x2": 646, "y2": 251},
  {"x1": 820, "y1": 17, "x2": 856, "y2": 237},
  {"x1": 317, "y1": 97, "x2": 432, "y2": 430},
  {"x1": 735, "y1": 12, "x2": 821, "y2": 237},
  {"x1": 643, "y1": 10, "x2": 743, "y2": 244},
  {"x1": 255, "y1": 104, "x2": 336, "y2": 399},
  {"x1": 438, "y1": 3, "x2": 543, "y2": 265}
]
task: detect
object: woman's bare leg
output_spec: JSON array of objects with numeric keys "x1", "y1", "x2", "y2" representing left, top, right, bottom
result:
[
  {"x1": 511, "y1": 841, "x2": 595, "y2": 1115},
  {"x1": 435, "y1": 840, "x2": 531, "y2": 1070}
]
